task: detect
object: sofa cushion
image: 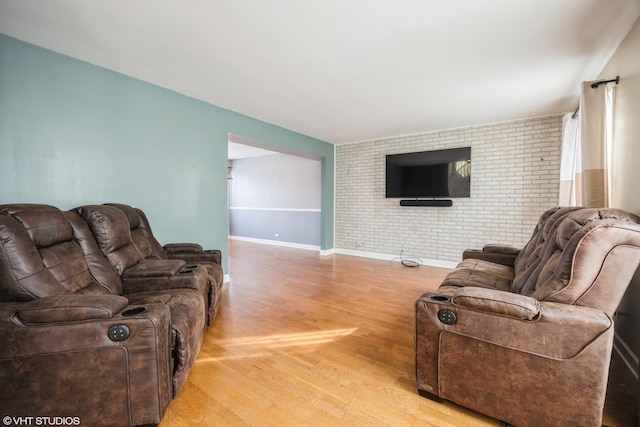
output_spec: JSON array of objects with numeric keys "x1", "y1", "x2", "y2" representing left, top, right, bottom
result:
[
  {"x1": 105, "y1": 203, "x2": 168, "y2": 260},
  {"x1": 528, "y1": 209, "x2": 640, "y2": 312},
  {"x1": 64, "y1": 211, "x2": 124, "y2": 295},
  {"x1": 441, "y1": 207, "x2": 640, "y2": 317},
  {"x1": 511, "y1": 207, "x2": 561, "y2": 272},
  {"x1": 74, "y1": 205, "x2": 143, "y2": 274},
  {"x1": 511, "y1": 207, "x2": 581, "y2": 294},
  {"x1": 105, "y1": 203, "x2": 159, "y2": 260},
  {"x1": 2, "y1": 204, "x2": 73, "y2": 248},
  {"x1": 0, "y1": 205, "x2": 112, "y2": 300},
  {"x1": 441, "y1": 258, "x2": 513, "y2": 292}
]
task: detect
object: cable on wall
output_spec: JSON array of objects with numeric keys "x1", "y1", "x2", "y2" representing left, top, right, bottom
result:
[
  {"x1": 390, "y1": 250, "x2": 424, "y2": 268},
  {"x1": 571, "y1": 105, "x2": 579, "y2": 119}
]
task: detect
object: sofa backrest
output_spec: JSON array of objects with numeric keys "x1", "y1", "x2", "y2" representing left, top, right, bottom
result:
[
  {"x1": 511, "y1": 207, "x2": 582, "y2": 294},
  {"x1": 0, "y1": 204, "x2": 116, "y2": 301},
  {"x1": 65, "y1": 210, "x2": 124, "y2": 295},
  {"x1": 512, "y1": 207, "x2": 559, "y2": 273},
  {"x1": 72, "y1": 205, "x2": 144, "y2": 275},
  {"x1": 525, "y1": 208, "x2": 640, "y2": 316},
  {"x1": 133, "y1": 207, "x2": 169, "y2": 257},
  {"x1": 104, "y1": 203, "x2": 167, "y2": 260}
]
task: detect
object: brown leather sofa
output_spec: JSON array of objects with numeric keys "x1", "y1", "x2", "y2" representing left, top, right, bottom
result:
[
  {"x1": 415, "y1": 207, "x2": 640, "y2": 427},
  {"x1": 104, "y1": 203, "x2": 224, "y2": 323},
  {"x1": 0, "y1": 203, "x2": 221, "y2": 426}
]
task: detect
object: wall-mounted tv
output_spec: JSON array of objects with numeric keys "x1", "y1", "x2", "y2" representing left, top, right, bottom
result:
[{"x1": 385, "y1": 147, "x2": 471, "y2": 198}]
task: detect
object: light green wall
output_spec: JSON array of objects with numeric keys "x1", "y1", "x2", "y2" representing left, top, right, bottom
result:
[{"x1": 0, "y1": 35, "x2": 335, "y2": 272}]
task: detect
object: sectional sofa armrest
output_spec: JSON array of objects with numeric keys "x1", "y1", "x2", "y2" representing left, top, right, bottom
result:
[
  {"x1": 462, "y1": 244, "x2": 519, "y2": 266},
  {"x1": 481, "y1": 244, "x2": 520, "y2": 255},
  {"x1": 0, "y1": 300, "x2": 173, "y2": 426},
  {"x1": 15, "y1": 295, "x2": 129, "y2": 324},
  {"x1": 122, "y1": 259, "x2": 186, "y2": 278},
  {"x1": 417, "y1": 290, "x2": 612, "y2": 359},
  {"x1": 166, "y1": 248, "x2": 222, "y2": 265},
  {"x1": 122, "y1": 261, "x2": 208, "y2": 294},
  {"x1": 416, "y1": 287, "x2": 615, "y2": 426},
  {"x1": 164, "y1": 243, "x2": 203, "y2": 253},
  {"x1": 450, "y1": 287, "x2": 539, "y2": 320}
]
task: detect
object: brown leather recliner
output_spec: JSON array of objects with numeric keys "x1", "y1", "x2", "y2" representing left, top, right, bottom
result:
[
  {"x1": 0, "y1": 204, "x2": 207, "y2": 426},
  {"x1": 104, "y1": 203, "x2": 224, "y2": 323},
  {"x1": 416, "y1": 207, "x2": 640, "y2": 427},
  {"x1": 104, "y1": 203, "x2": 222, "y2": 266}
]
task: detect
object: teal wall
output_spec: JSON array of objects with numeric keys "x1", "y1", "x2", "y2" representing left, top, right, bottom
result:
[{"x1": 0, "y1": 35, "x2": 335, "y2": 272}]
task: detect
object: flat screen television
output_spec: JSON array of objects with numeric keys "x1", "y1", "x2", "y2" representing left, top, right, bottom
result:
[{"x1": 385, "y1": 147, "x2": 471, "y2": 198}]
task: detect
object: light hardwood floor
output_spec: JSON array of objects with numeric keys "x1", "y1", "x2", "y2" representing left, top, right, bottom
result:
[{"x1": 159, "y1": 240, "x2": 636, "y2": 426}]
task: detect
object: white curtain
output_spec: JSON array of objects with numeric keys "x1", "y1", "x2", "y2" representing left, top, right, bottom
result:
[
  {"x1": 559, "y1": 81, "x2": 615, "y2": 207},
  {"x1": 559, "y1": 112, "x2": 580, "y2": 206}
]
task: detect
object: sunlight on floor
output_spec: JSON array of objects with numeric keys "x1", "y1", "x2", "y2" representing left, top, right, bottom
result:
[
  {"x1": 213, "y1": 328, "x2": 358, "y2": 347},
  {"x1": 196, "y1": 328, "x2": 358, "y2": 363}
]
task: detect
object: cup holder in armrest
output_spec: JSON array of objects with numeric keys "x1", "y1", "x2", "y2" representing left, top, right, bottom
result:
[
  {"x1": 429, "y1": 295, "x2": 450, "y2": 303},
  {"x1": 122, "y1": 307, "x2": 147, "y2": 317}
]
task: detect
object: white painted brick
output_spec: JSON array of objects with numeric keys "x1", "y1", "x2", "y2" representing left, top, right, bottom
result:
[{"x1": 335, "y1": 114, "x2": 563, "y2": 262}]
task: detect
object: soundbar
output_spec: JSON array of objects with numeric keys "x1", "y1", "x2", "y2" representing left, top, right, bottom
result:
[{"x1": 399, "y1": 199, "x2": 453, "y2": 207}]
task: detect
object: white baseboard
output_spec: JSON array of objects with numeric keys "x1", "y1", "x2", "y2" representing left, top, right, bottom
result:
[
  {"x1": 223, "y1": 274, "x2": 231, "y2": 284},
  {"x1": 333, "y1": 248, "x2": 458, "y2": 269},
  {"x1": 614, "y1": 332, "x2": 639, "y2": 379},
  {"x1": 228, "y1": 235, "x2": 321, "y2": 251},
  {"x1": 228, "y1": 237, "x2": 457, "y2": 268}
]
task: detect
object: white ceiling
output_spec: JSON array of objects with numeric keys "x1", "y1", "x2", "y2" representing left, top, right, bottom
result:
[
  {"x1": 228, "y1": 141, "x2": 276, "y2": 160},
  {"x1": 1, "y1": 0, "x2": 638, "y2": 144}
]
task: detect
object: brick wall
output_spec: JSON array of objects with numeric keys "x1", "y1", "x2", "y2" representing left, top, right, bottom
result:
[{"x1": 335, "y1": 114, "x2": 563, "y2": 263}]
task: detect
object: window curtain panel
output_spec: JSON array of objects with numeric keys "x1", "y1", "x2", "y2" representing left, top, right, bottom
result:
[
  {"x1": 559, "y1": 81, "x2": 615, "y2": 207},
  {"x1": 559, "y1": 112, "x2": 580, "y2": 206}
]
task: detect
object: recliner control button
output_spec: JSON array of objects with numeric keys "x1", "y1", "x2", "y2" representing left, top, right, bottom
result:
[
  {"x1": 108, "y1": 325, "x2": 130, "y2": 341},
  {"x1": 438, "y1": 310, "x2": 457, "y2": 325}
]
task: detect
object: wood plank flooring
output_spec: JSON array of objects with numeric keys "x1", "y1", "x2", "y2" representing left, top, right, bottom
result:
[{"x1": 159, "y1": 240, "x2": 637, "y2": 426}]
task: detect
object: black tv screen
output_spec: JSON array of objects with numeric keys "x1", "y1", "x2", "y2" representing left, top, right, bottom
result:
[{"x1": 385, "y1": 147, "x2": 471, "y2": 198}]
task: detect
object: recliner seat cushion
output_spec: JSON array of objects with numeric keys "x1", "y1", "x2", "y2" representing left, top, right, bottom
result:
[{"x1": 440, "y1": 259, "x2": 513, "y2": 292}]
